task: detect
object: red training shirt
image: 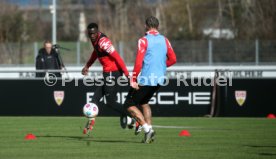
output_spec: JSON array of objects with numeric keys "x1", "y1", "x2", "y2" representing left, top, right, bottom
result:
[{"x1": 86, "y1": 32, "x2": 129, "y2": 77}]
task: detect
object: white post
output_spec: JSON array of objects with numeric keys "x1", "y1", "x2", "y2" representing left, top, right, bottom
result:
[
  {"x1": 208, "y1": 40, "x2": 213, "y2": 65},
  {"x1": 34, "y1": 42, "x2": 38, "y2": 63},
  {"x1": 50, "y1": 0, "x2": 57, "y2": 44},
  {"x1": 77, "y1": 41, "x2": 80, "y2": 66},
  {"x1": 119, "y1": 41, "x2": 124, "y2": 60},
  {"x1": 255, "y1": 39, "x2": 259, "y2": 65}
]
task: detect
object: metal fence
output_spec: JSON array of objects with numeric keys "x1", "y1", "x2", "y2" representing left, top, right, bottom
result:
[{"x1": 0, "y1": 40, "x2": 275, "y2": 66}]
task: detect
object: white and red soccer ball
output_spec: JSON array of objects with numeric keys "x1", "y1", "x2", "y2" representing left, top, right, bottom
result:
[{"x1": 83, "y1": 103, "x2": 99, "y2": 118}]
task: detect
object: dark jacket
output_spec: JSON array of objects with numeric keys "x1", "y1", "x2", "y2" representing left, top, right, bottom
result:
[{"x1": 35, "y1": 48, "x2": 62, "y2": 77}]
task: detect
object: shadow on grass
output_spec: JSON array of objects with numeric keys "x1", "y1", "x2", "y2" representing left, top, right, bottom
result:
[
  {"x1": 259, "y1": 153, "x2": 276, "y2": 156},
  {"x1": 245, "y1": 145, "x2": 276, "y2": 148},
  {"x1": 245, "y1": 145, "x2": 276, "y2": 156},
  {"x1": 36, "y1": 135, "x2": 140, "y2": 144}
]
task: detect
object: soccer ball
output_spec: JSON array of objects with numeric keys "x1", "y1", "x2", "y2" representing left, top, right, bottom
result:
[{"x1": 83, "y1": 103, "x2": 99, "y2": 118}]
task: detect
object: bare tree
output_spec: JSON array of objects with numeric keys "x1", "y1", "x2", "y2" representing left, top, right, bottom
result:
[
  {"x1": 0, "y1": 2, "x2": 25, "y2": 64},
  {"x1": 186, "y1": 0, "x2": 193, "y2": 34},
  {"x1": 107, "y1": 0, "x2": 129, "y2": 42},
  {"x1": 227, "y1": 0, "x2": 235, "y2": 28}
]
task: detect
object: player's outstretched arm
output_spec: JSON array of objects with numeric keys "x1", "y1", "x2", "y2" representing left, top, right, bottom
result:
[
  {"x1": 99, "y1": 37, "x2": 129, "y2": 77},
  {"x1": 109, "y1": 51, "x2": 129, "y2": 77},
  {"x1": 82, "y1": 50, "x2": 97, "y2": 75}
]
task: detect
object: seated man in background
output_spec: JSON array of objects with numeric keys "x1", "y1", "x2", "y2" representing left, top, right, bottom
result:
[{"x1": 35, "y1": 40, "x2": 63, "y2": 77}]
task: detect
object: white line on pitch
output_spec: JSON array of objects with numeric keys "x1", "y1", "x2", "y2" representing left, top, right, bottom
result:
[{"x1": 153, "y1": 125, "x2": 199, "y2": 129}]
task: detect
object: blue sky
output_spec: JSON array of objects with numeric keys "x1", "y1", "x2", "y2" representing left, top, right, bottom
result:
[{"x1": 5, "y1": 0, "x2": 50, "y2": 6}]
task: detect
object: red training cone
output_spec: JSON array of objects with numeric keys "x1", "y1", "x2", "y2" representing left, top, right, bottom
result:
[
  {"x1": 179, "y1": 130, "x2": 191, "y2": 137},
  {"x1": 267, "y1": 114, "x2": 276, "y2": 119},
  {"x1": 25, "y1": 134, "x2": 36, "y2": 140}
]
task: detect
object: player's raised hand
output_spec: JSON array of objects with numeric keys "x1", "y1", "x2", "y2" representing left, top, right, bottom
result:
[{"x1": 82, "y1": 66, "x2": 89, "y2": 75}]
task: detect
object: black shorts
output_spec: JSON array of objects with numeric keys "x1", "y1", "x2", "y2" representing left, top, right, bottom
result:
[
  {"x1": 124, "y1": 85, "x2": 160, "y2": 108},
  {"x1": 92, "y1": 71, "x2": 126, "y2": 114}
]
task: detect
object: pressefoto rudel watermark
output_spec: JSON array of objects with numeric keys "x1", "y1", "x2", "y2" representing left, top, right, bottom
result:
[
  {"x1": 176, "y1": 74, "x2": 232, "y2": 87},
  {"x1": 44, "y1": 73, "x2": 58, "y2": 86},
  {"x1": 44, "y1": 73, "x2": 232, "y2": 87}
]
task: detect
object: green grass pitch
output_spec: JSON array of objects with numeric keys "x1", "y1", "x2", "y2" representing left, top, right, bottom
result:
[{"x1": 0, "y1": 117, "x2": 276, "y2": 159}]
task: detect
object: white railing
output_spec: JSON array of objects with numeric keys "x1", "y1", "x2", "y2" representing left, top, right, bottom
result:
[{"x1": 0, "y1": 65, "x2": 276, "y2": 79}]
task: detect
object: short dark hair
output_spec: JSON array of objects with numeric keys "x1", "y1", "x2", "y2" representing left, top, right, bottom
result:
[
  {"x1": 145, "y1": 16, "x2": 159, "y2": 29},
  {"x1": 87, "y1": 23, "x2": 98, "y2": 33},
  {"x1": 44, "y1": 40, "x2": 52, "y2": 45},
  {"x1": 43, "y1": 40, "x2": 52, "y2": 47}
]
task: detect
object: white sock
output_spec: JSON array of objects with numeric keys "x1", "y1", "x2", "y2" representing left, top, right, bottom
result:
[
  {"x1": 89, "y1": 117, "x2": 95, "y2": 121},
  {"x1": 142, "y1": 123, "x2": 150, "y2": 133},
  {"x1": 126, "y1": 116, "x2": 132, "y2": 125}
]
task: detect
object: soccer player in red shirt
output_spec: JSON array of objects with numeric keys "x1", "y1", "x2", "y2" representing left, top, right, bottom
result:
[{"x1": 82, "y1": 23, "x2": 131, "y2": 135}]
